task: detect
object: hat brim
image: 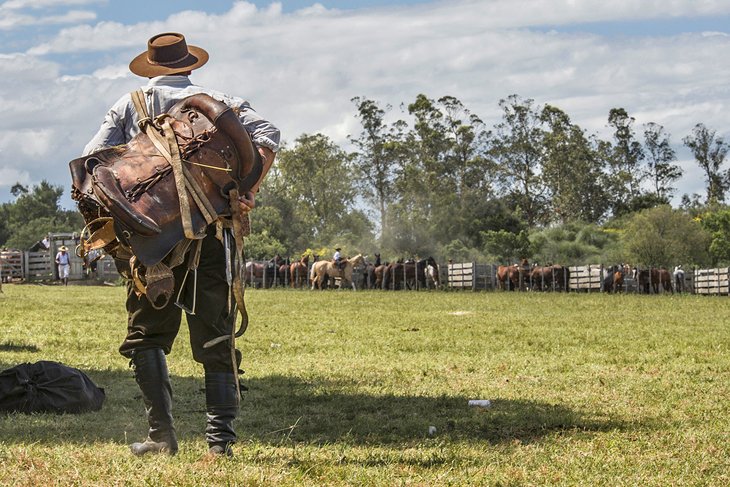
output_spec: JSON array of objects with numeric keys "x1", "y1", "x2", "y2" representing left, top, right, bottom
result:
[{"x1": 129, "y1": 45, "x2": 209, "y2": 77}]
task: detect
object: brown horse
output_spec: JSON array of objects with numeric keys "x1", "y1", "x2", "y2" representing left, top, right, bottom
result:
[
  {"x1": 289, "y1": 255, "x2": 309, "y2": 288},
  {"x1": 245, "y1": 255, "x2": 285, "y2": 288},
  {"x1": 531, "y1": 264, "x2": 570, "y2": 291},
  {"x1": 658, "y1": 268, "x2": 673, "y2": 293},
  {"x1": 497, "y1": 259, "x2": 530, "y2": 290},
  {"x1": 637, "y1": 268, "x2": 673, "y2": 294},
  {"x1": 360, "y1": 253, "x2": 380, "y2": 289},
  {"x1": 381, "y1": 257, "x2": 439, "y2": 290},
  {"x1": 496, "y1": 265, "x2": 515, "y2": 290},
  {"x1": 373, "y1": 263, "x2": 388, "y2": 289},
  {"x1": 310, "y1": 254, "x2": 365, "y2": 290}
]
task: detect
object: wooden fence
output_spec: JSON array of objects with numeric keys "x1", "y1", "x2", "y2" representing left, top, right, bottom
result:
[
  {"x1": 447, "y1": 263, "x2": 496, "y2": 290},
  {"x1": 444, "y1": 262, "x2": 728, "y2": 296},
  {"x1": 0, "y1": 249, "x2": 118, "y2": 284},
  {"x1": 0, "y1": 250, "x2": 24, "y2": 282},
  {"x1": 23, "y1": 251, "x2": 55, "y2": 282},
  {"x1": 694, "y1": 267, "x2": 729, "y2": 295},
  {"x1": 3, "y1": 249, "x2": 729, "y2": 296},
  {"x1": 568, "y1": 265, "x2": 603, "y2": 291}
]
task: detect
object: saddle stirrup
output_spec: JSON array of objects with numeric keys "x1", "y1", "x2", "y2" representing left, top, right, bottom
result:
[{"x1": 175, "y1": 238, "x2": 204, "y2": 314}]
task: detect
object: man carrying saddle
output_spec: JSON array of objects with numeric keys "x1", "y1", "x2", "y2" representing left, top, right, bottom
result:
[{"x1": 78, "y1": 33, "x2": 279, "y2": 457}]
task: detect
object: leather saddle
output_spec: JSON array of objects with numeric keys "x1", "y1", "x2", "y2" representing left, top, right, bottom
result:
[{"x1": 70, "y1": 93, "x2": 262, "y2": 268}]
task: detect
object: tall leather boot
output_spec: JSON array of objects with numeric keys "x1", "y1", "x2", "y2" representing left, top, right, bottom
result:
[
  {"x1": 205, "y1": 371, "x2": 239, "y2": 456},
  {"x1": 129, "y1": 348, "x2": 179, "y2": 456}
]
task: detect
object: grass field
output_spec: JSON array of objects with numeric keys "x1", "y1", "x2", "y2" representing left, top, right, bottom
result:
[{"x1": 0, "y1": 284, "x2": 728, "y2": 486}]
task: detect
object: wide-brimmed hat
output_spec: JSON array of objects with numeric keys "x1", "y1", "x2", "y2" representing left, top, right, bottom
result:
[
  {"x1": 129, "y1": 32, "x2": 209, "y2": 77},
  {"x1": 59, "y1": 245, "x2": 68, "y2": 251}
]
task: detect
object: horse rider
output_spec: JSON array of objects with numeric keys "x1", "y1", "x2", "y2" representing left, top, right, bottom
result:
[
  {"x1": 82, "y1": 32, "x2": 280, "y2": 457},
  {"x1": 333, "y1": 247, "x2": 345, "y2": 270}
]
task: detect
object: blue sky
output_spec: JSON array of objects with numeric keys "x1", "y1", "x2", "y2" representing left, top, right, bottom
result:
[
  {"x1": 1, "y1": 0, "x2": 730, "y2": 209},
  {"x1": 539, "y1": 15, "x2": 730, "y2": 36}
]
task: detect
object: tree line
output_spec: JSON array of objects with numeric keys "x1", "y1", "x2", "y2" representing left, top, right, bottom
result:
[
  {"x1": 2, "y1": 93, "x2": 729, "y2": 269},
  {"x1": 252, "y1": 93, "x2": 730, "y2": 268}
]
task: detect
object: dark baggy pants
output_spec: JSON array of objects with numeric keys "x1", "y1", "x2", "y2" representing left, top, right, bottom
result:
[{"x1": 119, "y1": 227, "x2": 240, "y2": 373}]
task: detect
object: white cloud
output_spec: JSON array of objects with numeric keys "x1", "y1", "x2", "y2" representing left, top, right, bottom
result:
[
  {"x1": 0, "y1": 167, "x2": 31, "y2": 188},
  {"x1": 2, "y1": 0, "x2": 730, "y2": 208},
  {"x1": 0, "y1": 9, "x2": 96, "y2": 30}
]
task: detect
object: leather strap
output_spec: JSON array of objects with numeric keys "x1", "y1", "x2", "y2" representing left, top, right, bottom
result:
[
  {"x1": 182, "y1": 164, "x2": 217, "y2": 225},
  {"x1": 160, "y1": 117, "x2": 196, "y2": 239}
]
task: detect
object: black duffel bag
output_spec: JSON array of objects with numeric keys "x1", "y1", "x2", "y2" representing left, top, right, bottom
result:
[{"x1": 0, "y1": 361, "x2": 105, "y2": 414}]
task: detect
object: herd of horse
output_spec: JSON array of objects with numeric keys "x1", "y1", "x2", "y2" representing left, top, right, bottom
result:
[
  {"x1": 495, "y1": 259, "x2": 571, "y2": 291},
  {"x1": 602, "y1": 264, "x2": 680, "y2": 294},
  {"x1": 244, "y1": 253, "x2": 441, "y2": 290},
  {"x1": 496, "y1": 260, "x2": 682, "y2": 294},
  {"x1": 244, "y1": 254, "x2": 686, "y2": 294}
]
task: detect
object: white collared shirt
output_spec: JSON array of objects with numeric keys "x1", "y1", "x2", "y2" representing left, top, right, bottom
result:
[{"x1": 83, "y1": 75, "x2": 280, "y2": 156}]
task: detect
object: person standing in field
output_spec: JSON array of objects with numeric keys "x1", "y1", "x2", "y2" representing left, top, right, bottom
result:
[
  {"x1": 55, "y1": 245, "x2": 70, "y2": 286},
  {"x1": 83, "y1": 32, "x2": 279, "y2": 457}
]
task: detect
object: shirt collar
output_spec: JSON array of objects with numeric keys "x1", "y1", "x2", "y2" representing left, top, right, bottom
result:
[{"x1": 144, "y1": 75, "x2": 194, "y2": 88}]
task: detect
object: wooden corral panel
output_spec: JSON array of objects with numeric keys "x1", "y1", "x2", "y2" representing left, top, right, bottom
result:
[
  {"x1": 568, "y1": 265, "x2": 603, "y2": 292},
  {"x1": 0, "y1": 250, "x2": 24, "y2": 281},
  {"x1": 24, "y1": 251, "x2": 54, "y2": 281},
  {"x1": 448, "y1": 262, "x2": 474, "y2": 289},
  {"x1": 694, "y1": 267, "x2": 730, "y2": 295},
  {"x1": 447, "y1": 263, "x2": 495, "y2": 290}
]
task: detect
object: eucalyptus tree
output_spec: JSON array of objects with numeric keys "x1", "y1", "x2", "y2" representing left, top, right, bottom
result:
[
  {"x1": 349, "y1": 97, "x2": 402, "y2": 241},
  {"x1": 540, "y1": 105, "x2": 608, "y2": 224},
  {"x1": 386, "y1": 94, "x2": 450, "y2": 254},
  {"x1": 273, "y1": 133, "x2": 358, "y2": 245},
  {"x1": 489, "y1": 94, "x2": 547, "y2": 227},
  {"x1": 683, "y1": 123, "x2": 730, "y2": 204},
  {"x1": 387, "y1": 94, "x2": 497, "y2": 254},
  {"x1": 438, "y1": 96, "x2": 494, "y2": 202},
  {"x1": 606, "y1": 108, "x2": 645, "y2": 216},
  {"x1": 643, "y1": 122, "x2": 682, "y2": 200}
]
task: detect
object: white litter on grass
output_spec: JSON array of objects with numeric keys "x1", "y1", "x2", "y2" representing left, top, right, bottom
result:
[
  {"x1": 428, "y1": 426, "x2": 437, "y2": 436},
  {"x1": 447, "y1": 311, "x2": 473, "y2": 316},
  {"x1": 468, "y1": 399, "x2": 491, "y2": 408},
  {"x1": 270, "y1": 343, "x2": 281, "y2": 349}
]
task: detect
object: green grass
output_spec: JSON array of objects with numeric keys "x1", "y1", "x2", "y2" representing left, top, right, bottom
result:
[{"x1": 0, "y1": 284, "x2": 728, "y2": 486}]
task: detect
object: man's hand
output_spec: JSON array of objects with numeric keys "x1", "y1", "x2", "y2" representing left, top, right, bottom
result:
[
  {"x1": 237, "y1": 147, "x2": 274, "y2": 215},
  {"x1": 258, "y1": 146, "x2": 274, "y2": 163},
  {"x1": 238, "y1": 190, "x2": 255, "y2": 213},
  {"x1": 250, "y1": 146, "x2": 276, "y2": 194}
]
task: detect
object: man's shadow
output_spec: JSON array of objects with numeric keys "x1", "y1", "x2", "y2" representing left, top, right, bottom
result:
[{"x1": 0, "y1": 361, "x2": 642, "y2": 447}]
